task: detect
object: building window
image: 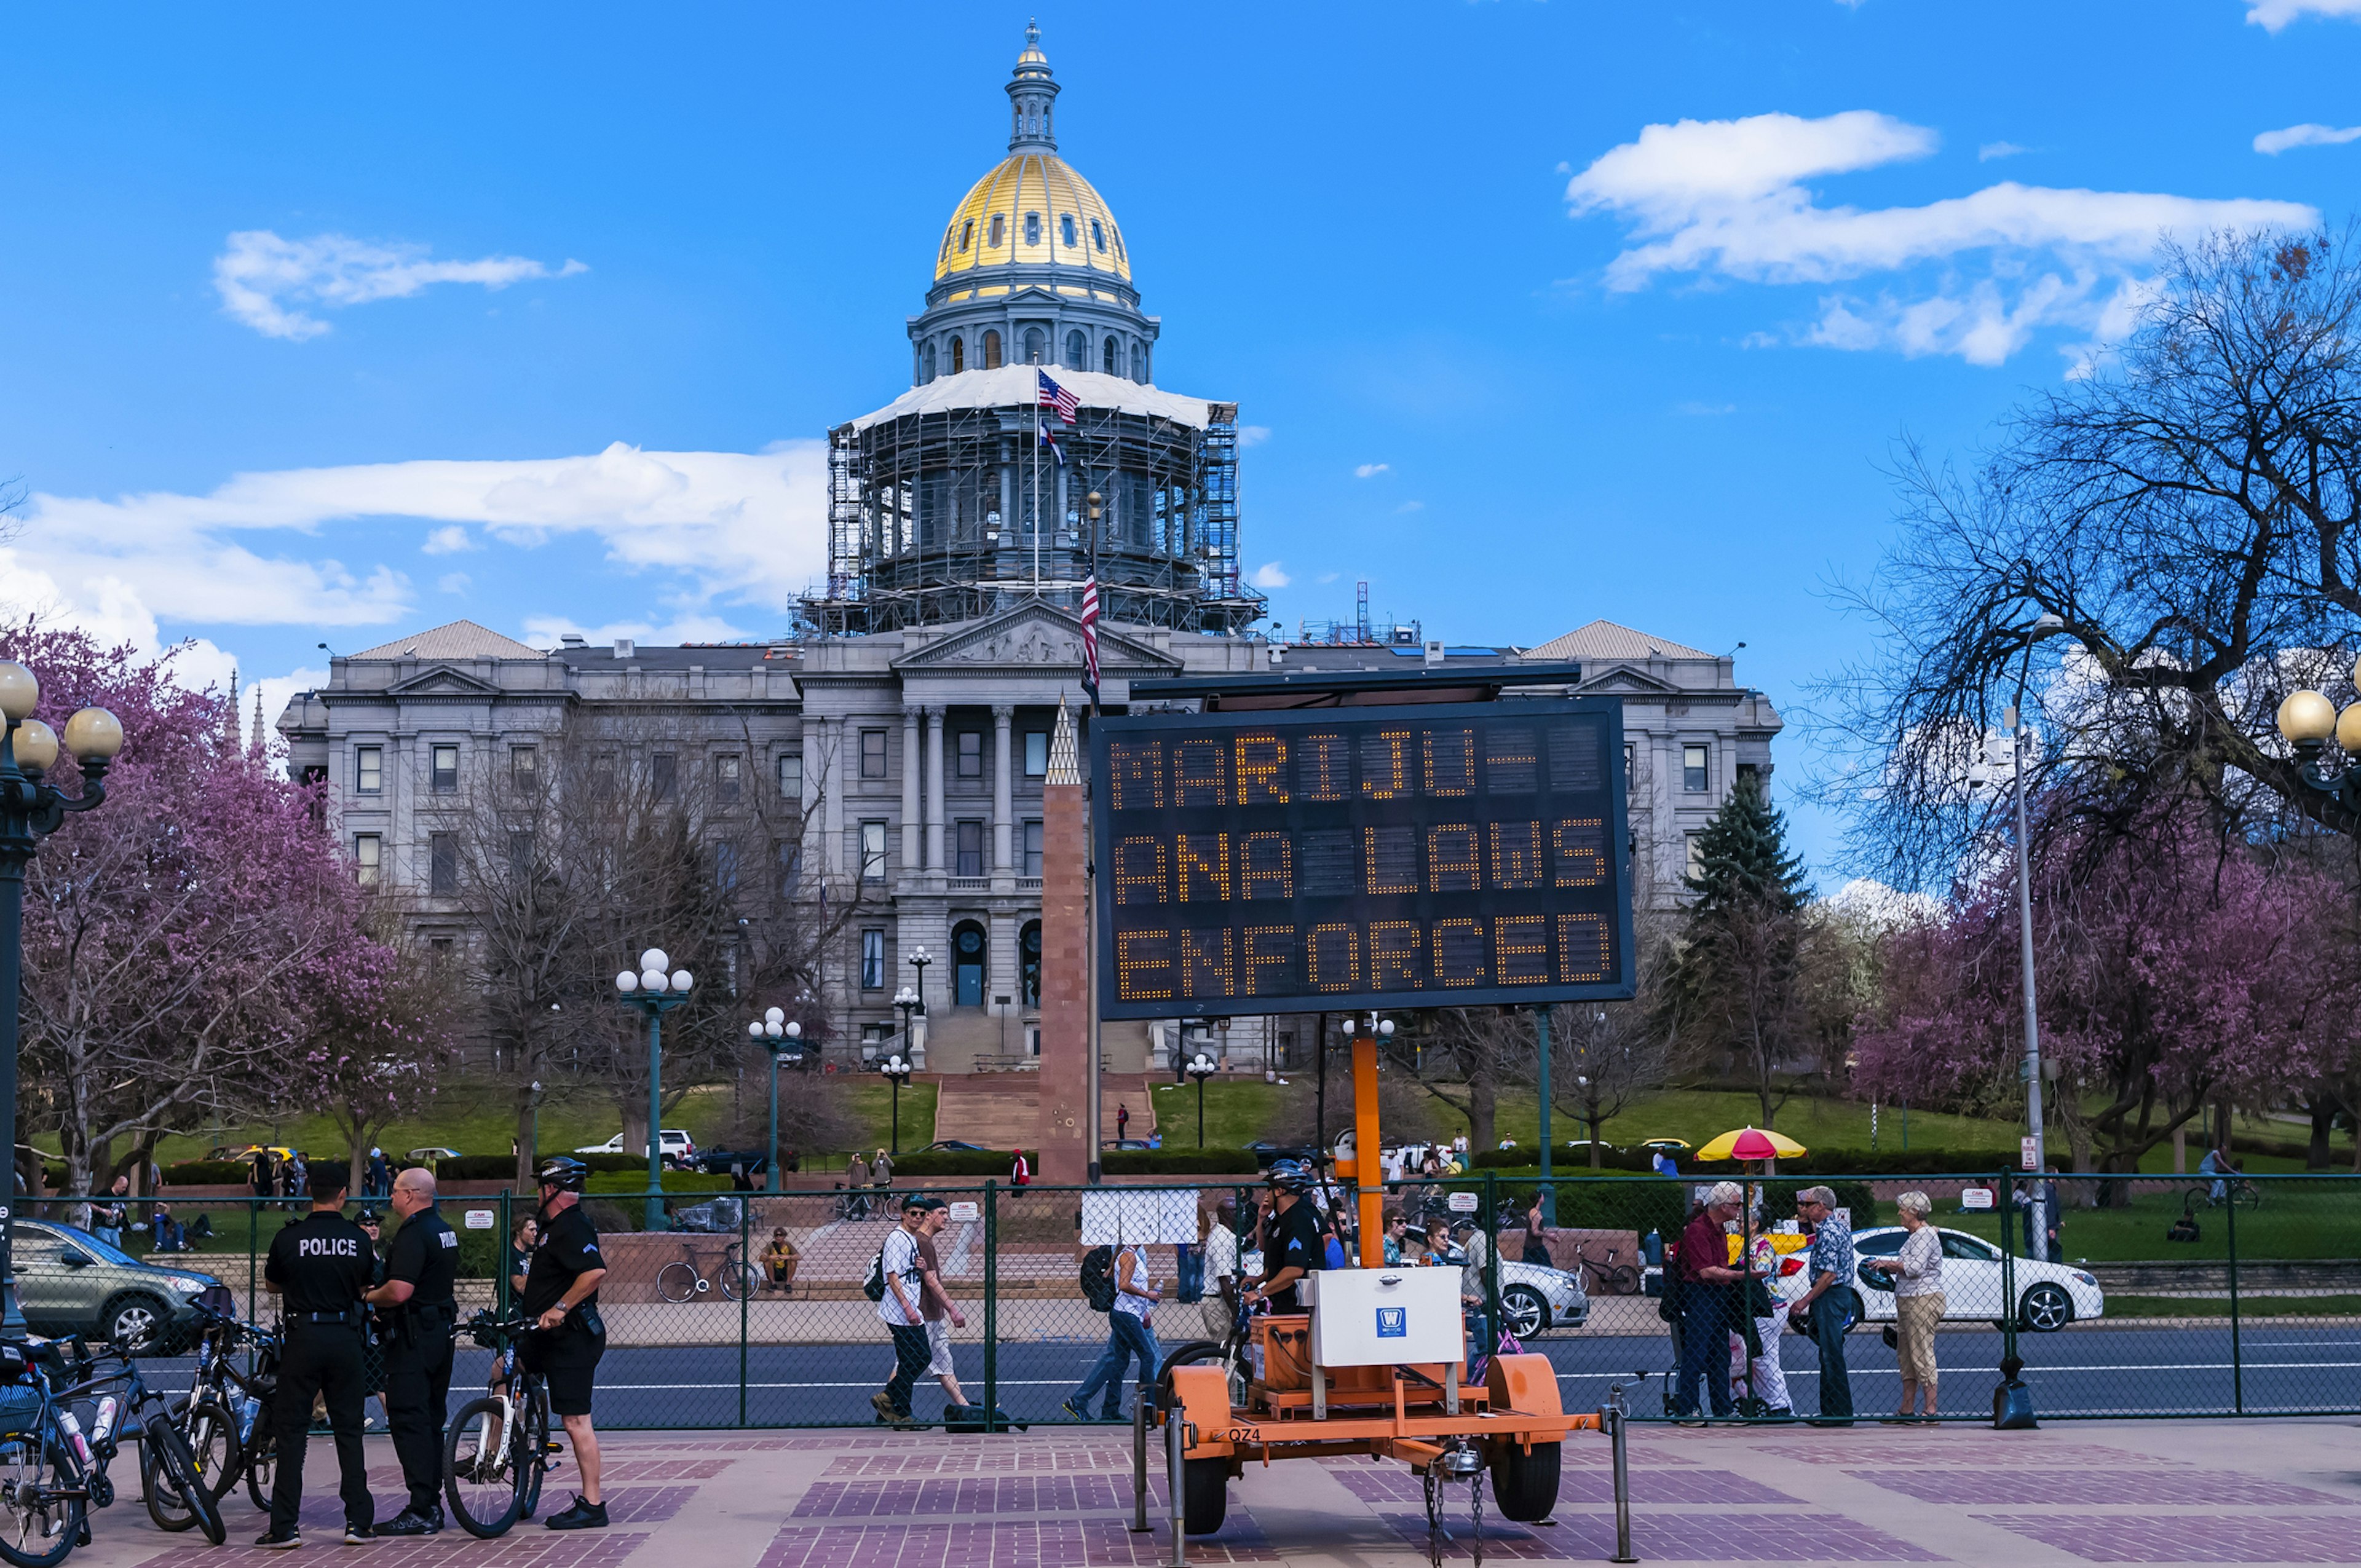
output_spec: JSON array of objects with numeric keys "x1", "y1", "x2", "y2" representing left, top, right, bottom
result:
[
  {"x1": 959, "y1": 219, "x2": 975, "y2": 253},
  {"x1": 860, "y1": 820, "x2": 887, "y2": 883},
  {"x1": 921, "y1": 341, "x2": 937, "y2": 382},
  {"x1": 956, "y1": 731, "x2": 982, "y2": 778},
  {"x1": 950, "y1": 335, "x2": 965, "y2": 373},
  {"x1": 860, "y1": 729, "x2": 887, "y2": 779},
  {"x1": 1024, "y1": 211, "x2": 1041, "y2": 245},
  {"x1": 1024, "y1": 731, "x2": 1048, "y2": 776},
  {"x1": 652, "y1": 751, "x2": 678, "y2": 801},
  {"x1": 777, "y1": 840, "x2": 801, "y2": 896},
  {"x1": 510, "y1": 745, "x2": 538, "y2": 792},
  {"x1": 1020, "y1": 919, "x2": 1042, "y2": 1007},
  {"x1": 956, "y1": 819, "x2": 984, "y2": 877},
  {"x1": 1023, "y1": 327, "x2": 1044, "y2": 364},
  {"x1": 777, "y1": 751, "x2": 802, "y2": 802},
  {"x1": 1103, "y1": 336, "x2": 1118, "y2": 376},
  {"x1": 983, "y1": 329, "x2": 1002, "y2": 369},
  {"x1": 953, "y1": 920, "x2": 986, "y2": 1006},
  {"x1": 1685, "y1": 832, "x2": 1705, "y2": 879},
  {"x1": 353, "y1": 833, "x2": 381, "y2": 887},
  {"x1": 508, "y1": 830, "x2": 533, "y2": 882},
  {"x1": 1130, "y1": 342, "x2": 1146, "y2": 382},
  {"x1": 1091, "y1": 218, "x2": 1106, "y2": 253},
  {"x1": 1060, "y1": 213, "x2": 1077, "y2": 248},
  {"x1": 1022, "y1": 819, "x2": 1043, "y2": 877},
  {"x1": 429, "y1": 832, "x2": 457, "y2": 896},
  {"x1": 355, "y1": 746, "x2": 382, "y2": 794},
  {"x1": 860, "y1": 929, "x2": 886, "y2": 990},
  {"x1": 989, "y1": 213, "x2": 1005, "y2": 248},
  {"x1": 714, "y1": 840, "x2": 740, "y2": 891},
  {"x1": 427, "y1": 937, "x2": 454, "y2": 975},
  {"x1": 1683, "y1": 744, "x2": 1709, "y2": 793},
  {"x1": 430, "y1": 743, "x2": 458, "y2": 793},
  {"x1": 1063, "y1": 329, "x2": 1084, "y2": 370},
  {"x1": 716, "y1": 753, "x2": 742, "y2": 803}
]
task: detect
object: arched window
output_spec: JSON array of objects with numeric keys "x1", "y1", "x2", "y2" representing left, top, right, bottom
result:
[
  {"x1": 1091, "y1": 219, "x2": 1106, "y2": 253},
  {"x1": 938, "y1": 232, "x2": 952, "y2": 265},
  {"x1": 983, "y1": 330, "x2": 1002, "y2": 369},
  {"x1": 1060, "y1": 214, "x2": 1077, "y2": 248},
  {"x1": 959, "y1": 219, "x2": 975, "y2": 254},
  {"x1": 950, "y1": 335, "x2": 964, "y2": 373},
  {"x1": 1103, "y1": 336, "x2": 1118, "y2": 376},
  {"x1": 1024, "y1": 327, "x2": 1045, "y2": 365},
  {"x1": 1064, "y1": 329, "x2": 1086, "y2": 370},
  {"x1": 1024, "y1": 212, "x2": 1042, "y2": 246},
  {"x1": 953, "y1": 920, "x2": 987, "y2": 1007},
  {"x1": 1019, "y1": 920, "x2": 1042, "y2": 1009},
  {"x1": 1131, "y1": 342, "x2": 1147, "y2": 382},
  {"x1": 922, "y1": 341, "x2": 937, "y2": 382},
  {"x1": 989, "y1": 213, "x2": 1006, "y2": 248}
]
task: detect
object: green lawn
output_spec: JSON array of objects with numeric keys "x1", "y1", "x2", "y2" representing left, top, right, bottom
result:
[
  {"x1": 1147, "y1": 1081, "x2": 1277, "y2": 1149},
  {"x1": 1915, "y1": 1183, "x2": 2358, "y2": 1263}
]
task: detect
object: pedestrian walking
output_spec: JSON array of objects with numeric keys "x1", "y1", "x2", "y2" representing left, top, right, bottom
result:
[
  {"x1": 1201, "y1": 1199, "x2": 1241, "y2": 1342},
  {"x1": 871, "y1": 1195, "x2": 931, "y2": 1424},
  {"x1": 1867, "y1": 1190, "x2": 1943, "y2": 1420},
  {"x1": 365, "y1": 1168, "x2": 460, "y2": 1535},
  {"x1": 90, "y1": 1176, "x2": 128, "y2": 1250},
  {"x1": 366, "y1": 1147, "x2": 392, "y2": 1199},
  {"x1": 1064, "y1": 1234, "x2": 1162, "y2": 1420},
  {"x1": 1671, "y1": 1182, "x2": 1742, "y2": 1424},
  {"x1": 1521, "y1": 1193, "x2": 1552, "y2": 1266},
  {"x1": 1116, "y1": 1103, "x2": 1130, "y2": 1142},
  {"x1": 258, "y1": 1160, "x2": 377, "y2": 1547},
  {"x1": 912, "y1": 1198, "x2": 970, "y2": 1411},
  {"x1": 1010, "y1": 1149, "x2": 1031, "y2": 1186},
  {"x1": 1788, "y1": 1185, "x2": 1858, "y2": 1425}
]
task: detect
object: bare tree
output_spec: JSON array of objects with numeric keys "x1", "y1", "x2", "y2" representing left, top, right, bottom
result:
[{"x1": 1548, "y1": 917, "x2": 1674, "y2": 1164}]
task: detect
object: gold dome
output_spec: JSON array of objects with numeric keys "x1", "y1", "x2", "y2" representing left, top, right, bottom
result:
[{"x1": 933, "y1": 152, "x2": 1131, "y2": 286}]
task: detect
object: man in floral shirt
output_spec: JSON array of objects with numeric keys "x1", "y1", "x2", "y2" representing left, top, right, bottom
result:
[{"x1": 1786, "y1": 1186, "x2": 1857, "y2": 1425}]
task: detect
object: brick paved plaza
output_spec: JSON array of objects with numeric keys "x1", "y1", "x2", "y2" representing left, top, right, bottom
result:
[{"x1": 54, "y1": 1418, "x2": 2361, "y2": 1566}]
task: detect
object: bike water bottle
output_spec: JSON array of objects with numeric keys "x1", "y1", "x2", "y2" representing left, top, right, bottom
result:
[
  {"x1": 55, "y1": 1408, "x2": 91, "y2": 1468},
  {"x1": 237, "y1": 1394, "x2": 263, "y2": 1444},
  {"x1": 90, "y1": 1396, "x2": 120, "y2": 1447}
]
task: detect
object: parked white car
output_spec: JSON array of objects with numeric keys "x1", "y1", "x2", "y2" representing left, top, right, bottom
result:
[
  {"x1": 1770, "y1": 1225, "x2": 2104, "y2": 1333},
  {"x1": 1240, "y1": 1248, "x2": 1589, "y2": 1338},
  {"x1": 575, "y1": 1130, "x2": 697, "y2": 1165}
]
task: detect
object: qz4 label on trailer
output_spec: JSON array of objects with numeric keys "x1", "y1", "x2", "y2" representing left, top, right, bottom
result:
[{"x1": 1091, "y1": 699, "x2": 1635, "y2": 1017}]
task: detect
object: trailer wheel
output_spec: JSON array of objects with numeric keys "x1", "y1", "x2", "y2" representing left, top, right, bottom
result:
[
  {"x1": 1489, "y1": 1440, "x2": 1560, "y2": 1523},
  {"x1": 1182, "y1": 1456, "x2": 1229, "y2": 1535}
]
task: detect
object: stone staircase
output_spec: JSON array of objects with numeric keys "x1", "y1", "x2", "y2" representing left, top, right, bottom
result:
[{"x1": 933, "y1": 1071, "x2": 1158, "y2": 1152}]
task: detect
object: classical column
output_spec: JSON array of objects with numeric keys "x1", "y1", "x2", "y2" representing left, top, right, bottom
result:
[
  {"x1": 821, "y1": 717, "x2": 845, "y2": 876},
  {"x1": 924, "y1": 707, "x2": 947, "y2": 872},
  {"x1": 900, "y1": 707, "x2": 922, "y2": 880},
  {"x1": 992, "y1": 704, "x2": 1014, "y2": 873}
]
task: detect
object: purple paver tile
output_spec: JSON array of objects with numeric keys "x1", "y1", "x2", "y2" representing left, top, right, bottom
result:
[
  {"x1": 1375, "y1": 1510, "x2": 1944, "y2": 1562},
  {"x1": 823, "y1": 1447, "x2": 1137, "y2": 1476},
  {"x1": 1754, "y1": 1439, "x2": 2159, "y2": 1467},
  {"x1": 1973, "y1": 1512, "x2": 2361, "y2": 1563},
  {"x1": 793, "y1": 1475, "x2": 1176, "y2": 1517},
  {"x1": 1851, "y1": 1468, "x2": 2354, "y2": 1507},
  {"x1": 602, "y1": 1484, "x2": 701, "y2": 1524},
  {"x1": 138, "y1": 1525, "x2": 649, "y2": 1568},
  {"x1": 757, "y1": 1516, "x2": 1276, "y2": 1566},
  {"x1": 1332, "y1": 1465, "x2": 1800, "y2": 1505}
]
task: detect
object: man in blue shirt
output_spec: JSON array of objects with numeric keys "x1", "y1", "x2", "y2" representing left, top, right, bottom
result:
[{"x1": 1787, "y1": 1186, "x2": 1857, "y2": 1425}]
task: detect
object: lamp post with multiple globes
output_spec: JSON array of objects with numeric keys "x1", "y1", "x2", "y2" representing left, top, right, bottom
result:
[
  {"x1": 0, "y1": 663, "x2": 122, "y2": 1332},
  {"x1": 879, "y1": 1052, "x2": 914, "y2": 1155},
  {"x1": 2274, "y1": 663, "x2": 2361, "y2": 822},
  {"x1": 1185, "y1": 1052, "x2": 1217, "y2": 1148},
  {"x1": 746, "y1": 1007, "x2": 805, "y2": 1194},
  {"x1": 615, "y1": 947, "x2": 694, "y2": 1232}
]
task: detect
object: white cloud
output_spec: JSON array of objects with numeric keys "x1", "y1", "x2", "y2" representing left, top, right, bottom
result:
[
  {"x1": 1978, "y1": 141, "x2": 2029, "y2": 162},
  {"x1": 1674, "y1": 400, "x2": 1738, "y2": 416},
  {"x1": 436, "y1": 572, "x2": 471, "y2": 594},
  {"x1": 1354, "y1": 463, "x2": 1390, "y2": 478},
  {"x1": 521, "y1": 612, "x2": 746, "y2": 648},
  {"x1": 1394, "y1": 500, "x2": 1425, "y2": 514},
  {"x1": 213, "y1": 230, "x2": 587, "y2": 340},
  {"x1": 1316, "y1": 571, "x2": 1341, "y2": 585},
  {"x1": 1249, "y1": 561, "x2": 1292, "y2": 589},
  {"x1": 2254, "y1": 122, "x2": 2361, "y2": 154},
  {"x1": 2247, "y1": 0, "x2": 2361, "y2": 29},
  {"x1": 1567, "y1": 109, "x2": 2317, "y2": 365},
  {"x1": 421, "y1": 524, "x2": 477, "y2": 554},
  {"x1": 1237, "y1": 425, "x2": 1272, "y2": 447}
]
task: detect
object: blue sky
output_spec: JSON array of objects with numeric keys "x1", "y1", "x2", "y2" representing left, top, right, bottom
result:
[{"x1": 3, "y1": 1, "x2": 2358, "y2": 882}]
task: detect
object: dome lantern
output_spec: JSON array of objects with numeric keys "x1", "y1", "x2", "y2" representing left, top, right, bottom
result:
[{"x1": 1006, "y1": 18, "x2": 1059, "y2": 152}]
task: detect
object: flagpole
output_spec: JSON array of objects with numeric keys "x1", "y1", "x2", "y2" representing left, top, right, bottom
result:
[{"x1": 1032, "y1": 369, "x2": 1042, "y2": 597}]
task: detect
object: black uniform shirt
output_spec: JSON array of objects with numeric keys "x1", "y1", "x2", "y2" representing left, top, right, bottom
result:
[
  {"x1": 1262, "y1": 1199, "x2": 1324, "y2": 1312},
  {"x1": 521, "y1": 1202, "x2": 605, "y2": 1318},
  {"x1": 384, "y1": 1206, "x2": 461, "y2": 1314},
  {"x1": 265, "y1": 1210, "x2": 377, "y2": 1317}
]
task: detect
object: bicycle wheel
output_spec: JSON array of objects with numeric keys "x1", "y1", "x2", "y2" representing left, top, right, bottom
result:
[
  {"x1": 2235, "y1": 1182, "x2": 2264, "y2": 1211},
  {"x1": 656, "y1": 1261, "x2": 702, "y2": 1304},
  {"x1": 442, "y1": 1395, "x2": 525, "y2": 1538},
  {"x1": 518, "y1": 1390, "x2": 549, "y2": 1520},
  {"x1": 1600, "y1": 1264, "x2": 1641, "y2": 1296},
  {"x1": 0, "y1": 1428, "x2": 81, "y2": 1568},
  {"x1": 719, "y1": 1253, "x2": 759, "y2": 1302},
  {"x1": 143, "y1": 1396, "x2": 235, "y2": 1531},
  {"x1": 146, "y1": 1416, "x2": 226, "y2": 1545},
  {"x1": 242, "y1": 1420, "x2": 275, "y2": 1513}
]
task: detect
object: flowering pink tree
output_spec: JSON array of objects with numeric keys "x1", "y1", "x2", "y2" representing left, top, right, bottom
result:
[
  {"x1": 1855, "y1": 805, "x2": 2361, "y2": 1177},
  {"x1": 299, "y1": 929, "x2": 455, "y2": 1196}
]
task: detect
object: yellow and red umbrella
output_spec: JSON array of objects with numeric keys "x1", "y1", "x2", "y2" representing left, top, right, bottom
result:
[{"x1": 1695, "y1": 1126, "x2": 1806, "y2": 1163}]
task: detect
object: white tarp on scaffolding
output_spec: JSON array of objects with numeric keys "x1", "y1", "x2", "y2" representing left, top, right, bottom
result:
[
  {"x1": 1078, "y1": 1188, "x2": 1202, "y2": 1245},
  {"x1": 847, "y1": 365, "x2": 1214, "y2": 433}
]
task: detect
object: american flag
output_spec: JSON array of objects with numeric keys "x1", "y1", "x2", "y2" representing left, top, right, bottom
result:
[
  {"x1": 1079, "y1": 575, "x2": 1101, "y2": 704},
  {"x1": 1037, "y1": 369, "x2": 1078, "y2": 425}
]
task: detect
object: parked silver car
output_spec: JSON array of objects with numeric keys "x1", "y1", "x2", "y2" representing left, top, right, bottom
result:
[{"x1": 14, "y1": 1219, "x2": 234, "y2": 1352}]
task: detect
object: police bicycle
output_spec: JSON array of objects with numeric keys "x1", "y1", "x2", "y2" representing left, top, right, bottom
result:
[
  {"x1": 149, "y1": 1306, "x2": 280, "y2": 1529},
  {"x1": 442, "y1": 1312, "x2": 552, "y2": 1538}
]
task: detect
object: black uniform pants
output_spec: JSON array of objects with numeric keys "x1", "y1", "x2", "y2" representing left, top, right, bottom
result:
[
  {"x1": 382, "y1": 1317, "x2": 453, "y2": 1514},
  {"x1": 271, "y1": 1324, "x2": 374, "y2": 1535}
]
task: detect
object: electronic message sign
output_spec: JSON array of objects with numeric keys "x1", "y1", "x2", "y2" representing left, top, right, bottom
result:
[{"x1": 1091, "y1": 699, "x2": 1632, "y2": 1018}]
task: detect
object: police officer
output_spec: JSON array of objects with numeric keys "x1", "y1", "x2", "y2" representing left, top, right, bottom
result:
[
  {"x1": 518, "y1": 1157, "x2": 610, "y2": 1530},
  {"x1": 259, "y1": 1160, "x2": 377, "y2": 1548},
  {"x1": 1244, "y1": 1159, "x2": 1324, "y2": 1314},
  {"x1": 364, "y1": 1167, "x2": 459, "y2": 1536}
]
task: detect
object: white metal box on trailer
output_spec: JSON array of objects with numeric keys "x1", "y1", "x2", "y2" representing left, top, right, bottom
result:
[{"x1": 1303, "y1": 1268, "x2": 1465, "y2": 1368}]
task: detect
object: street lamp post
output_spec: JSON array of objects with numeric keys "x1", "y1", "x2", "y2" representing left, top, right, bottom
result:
[
  {"x1": 2274, "y1": 663, "x2": 2361, "y2": 821},
  {"x1": 746, "y1": 1007, "x2": 804, "y2": 1194},
  {"x1": 0, "y1": 666, "x2": 122, "y2": 1333},
  {"x1": 1185, "y1": 1052, "x2": 1217, "y2": 1148},
  {"x1": 908, "y1": 947, "x2": 930, "y2": 1014},
  {"x1": 879, "y1": 1052, "x2": 913, "y2": 1154},
  {"x1": 615, "y1": 946, "x2": 694, "y2": 1232}
]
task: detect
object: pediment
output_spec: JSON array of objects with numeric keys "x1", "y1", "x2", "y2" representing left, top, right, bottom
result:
[
  {"x1": 385, "y1": 665, "x2": 507, "y2": 698},
  {"x1": 893, "y1": 605, "x2": 1179, "y2": 673},
  {"x1": 1575, "y1": 664, "x2": 1683, "y2": 697}
]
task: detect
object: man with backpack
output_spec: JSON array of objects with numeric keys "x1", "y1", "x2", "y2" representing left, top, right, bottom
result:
[{"x1": 869, "y1": 1194, "x2": 931, "y2": 1425}]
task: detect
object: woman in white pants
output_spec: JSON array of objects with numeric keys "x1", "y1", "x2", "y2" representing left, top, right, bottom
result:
[{"x1": 1729, "y1": 1234, "x2": 1793, "y2": 1417}]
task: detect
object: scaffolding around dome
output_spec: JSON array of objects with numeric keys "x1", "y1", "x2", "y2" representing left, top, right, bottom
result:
[{"x1": 801, "y1": 378, "x2": 1259, "y2": 637}]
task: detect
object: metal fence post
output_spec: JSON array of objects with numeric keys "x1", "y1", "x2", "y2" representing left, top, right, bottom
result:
[
  {"x1": 1998, "y1": 1170, "x2": 2018, "y2": 1369},
  {"x1": 497, "y1": 1189, "x2": 512, "y2": 1318},
  {"x1": 982, "y1": 1180, "x2": 998, "y2": 1432},
  {"x1": 2227, "y1": 1179, "x2": 2244, "y2": 1416},
  {"x1": 1607, "y1": 1401, "x2": 1637, "y2": 1563},
  {"x1": 738, "y1": 1196, "x2": 751, "y2": 1428},
  {"x1": 1132, "y1": 1387, "x2": 1152, "y2": 1531},
  {"x1": 1166, "y1": 1401, "x2": 1188, "y2": 1565},
  {"x1": 247, "y1": 1194, "x2": 259, "y2": 1318},
  {"x1": 1483, "y1": 1170, "x2": 1501, "y2": 1352}
]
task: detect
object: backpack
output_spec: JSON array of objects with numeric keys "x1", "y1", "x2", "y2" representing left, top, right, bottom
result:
[
  {"x1": 1079, "y1": 1245, "x2": 1117, "y2": 1312},
  {"x1": 863, "y1": 1246, "x2": 887, "y2": 1302}
]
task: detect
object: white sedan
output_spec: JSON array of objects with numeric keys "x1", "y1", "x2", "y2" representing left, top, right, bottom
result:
[{"x1": 1772, "y1": 1225, "x2": 2104, "y2": 1332}]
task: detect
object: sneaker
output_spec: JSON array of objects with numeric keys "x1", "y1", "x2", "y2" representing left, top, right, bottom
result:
[
  {"x1": 870, "y1": 1392, "x2": 898, "y2": 1424},
  {"x1": 1059, "y1": 1398, "x2": 1088, "y2": 1421},
  {"x1": 374, "y1": 1508, "x2": 441, "y2": 1537},
  {"x1": 342, "y1": 1524, "x2": 375, "y2": 1544},
  {"x1": 544, "y1": 1495, "x2": 608, "y2": 1531},
  {"x1": 257, "y1": 1529, "x2": 301, "y2": 1550}
]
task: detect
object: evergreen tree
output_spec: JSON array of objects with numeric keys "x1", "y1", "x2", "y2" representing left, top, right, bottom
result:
[{"x1": 1683, "y1": 770, "x2": 1806, "y2": 914}]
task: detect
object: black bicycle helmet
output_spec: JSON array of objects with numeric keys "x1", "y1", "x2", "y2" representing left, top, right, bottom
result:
[
  {"x1": 534, "y1": 1156, "x2": 590, "y2": 1192},
  {"x1": 1265, "y1": 1157, "x2": 1316, "y2": 1194}
]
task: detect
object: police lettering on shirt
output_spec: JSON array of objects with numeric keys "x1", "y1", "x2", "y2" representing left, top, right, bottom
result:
[
  {"x1": 264, "y1": 1210, "x2": 378, "y2": 1317},
  {"x1": 296, "y1": 1236, "x2": 363, "y2": 1258}
]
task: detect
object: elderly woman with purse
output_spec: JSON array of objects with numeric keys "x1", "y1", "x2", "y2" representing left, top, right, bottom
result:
[{"x1": 1866, "y1": 1190, "x2": 1944, "y2": 1419}]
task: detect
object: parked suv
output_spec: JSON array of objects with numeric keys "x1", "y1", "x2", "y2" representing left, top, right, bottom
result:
[
  {"x1": 15, "y1": 1219, "x2": 234, "y2": 1352},
  {"x1": 575, "y1": 1130, "x2": 697, "y2": 1167}
]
